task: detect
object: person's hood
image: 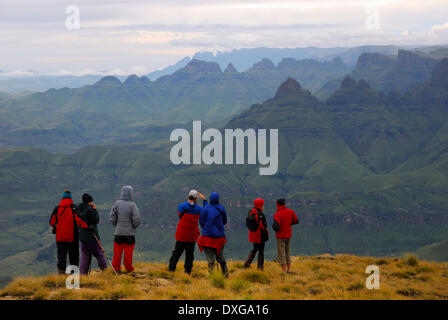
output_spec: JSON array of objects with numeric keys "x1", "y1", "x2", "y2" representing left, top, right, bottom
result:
[
  {"x1": 210, "y1": 192, "x2": 220, "y2": 205},
  {"x1": 121, "y1": 186, "x2": 133, "y2": 201},
  {"x1": 59, "y1": 198, "x2": 73, "y2": 207},
  {"x1": 254, "y1": 198, "x2": 264, "y2": 210}
]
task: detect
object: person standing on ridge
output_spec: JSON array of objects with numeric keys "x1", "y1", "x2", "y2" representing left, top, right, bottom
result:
[
  {"x1": 78, "y1": 193, "x2": 107, "y2": 275},
  {"x1": 272, "y1": 198, "x2": 298, "y2": 273},
  {"x1": 110, "y1": 186, "x2": 141, "y2": 273},
  {"x1": 49, "y1": 189, "x2": 88, "y2": 274},
  {"x1": 244, "y1": 198, "x2": 269, "y2": 271},
  {"x1": 197, "y1": 192, "x2": 228, "y2": 277},
  {"x1": 168, "y1": 190, "x2": 208, "y2": 275}
]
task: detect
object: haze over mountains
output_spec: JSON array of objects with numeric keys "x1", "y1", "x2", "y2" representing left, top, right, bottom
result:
[
  {"x1": 1, "y1": 44, "x2": 446, "y2": 93},
  {"x1": 1, "y1": 45, "x2": 448, "y2": 287}
]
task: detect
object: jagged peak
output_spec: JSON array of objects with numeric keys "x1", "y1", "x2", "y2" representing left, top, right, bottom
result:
[
  {"x1": 248, "y1": 58, "x2": 275, "y2": 71},
  {"x1": 339, "y1": 76, "x2": 372, "y2": 91},
  {"x1": 94, "y1": 76, "x2": 122, "y2": 86},
  {"x1": 124, "y1": 74, "x2": 139, "y2": 84},
  {"x1": 341, "y1": 76, "x2": 357, "y2": 88},
  {"x1": 274, "y1": 77, "x2": 303, "y2": 98},
  {"x1": 177, "y1": 59, "x2": 222, "y2": 74},
  {"x1": 124, "y1": 74, "x2": 151, "y2": 86},
  {"x1": 224, "y1": 63, "x2": 238, "y2": 73}
]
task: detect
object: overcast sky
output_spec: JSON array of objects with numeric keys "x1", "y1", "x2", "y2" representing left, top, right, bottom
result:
[{"x1": 0, "y1": 0, "x2": 447, "y2": 75}]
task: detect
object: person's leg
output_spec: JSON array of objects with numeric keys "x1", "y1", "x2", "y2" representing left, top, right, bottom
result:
[
  {"x1": 257, "y1": 242, "x2": 265, "y2": 271},
  {"x1": 277, "y1": 239, "x2": 288, "y2": 272},
  {"x1": 216, "y1": 247, "x2": 228, "y2": 278},
  {"x1": 56, "y1": 242, "x2": 68, "y2": 274},
  {"x1": 112, "y1": 242, "x2": 124, "y2": 272},
  {"x1": 184, "y1": 242, "x2": 195, "y2": 274},
  {"x1": 204, "y1": 247, "x2": 216, "y2": 273},
  {"x1": 286, "y1": 238, "x2": 291, "y2": 273},
  {"x1": 244, "y1": 243, "x2": 258, "y2": 268},
  {"x1": 123, "y1": 243, "x2": 136, "y2": 272},
  {"x1": 80, "y1": 242, "x2": 92, "y2": 275},
  {"x1": 168, "y1": 241, "x2": 185, "y2": 272},
  {"x1": 68, "y1": 240, "x2": 79, "y2": 267},
  {"x1": 91, "y1": 241, "x2": 108, "y2": 270}
]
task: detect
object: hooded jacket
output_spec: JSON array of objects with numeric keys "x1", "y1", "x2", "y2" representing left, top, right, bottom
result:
[
  {"x1": 110, "y1": 186, "x2": 141, "y2": 236},
  {"x1": 175, "y1": 199, "x2": 208, "y2": 242},
  {"x1": 49, "y1": 198, "x2": 87, "y2": 242},
  {"x1": 273, "y1": 204, "x2": 298, "y2": 239},
  {"x1": 199, "y1": 192, "x2": 227, "y2": 238},
  {"x1": 248, "y1": 198, "x2": 269, "y2": 243},
  {"x1": 78, "y1": 202, "x2": 100, "y2": 242}
]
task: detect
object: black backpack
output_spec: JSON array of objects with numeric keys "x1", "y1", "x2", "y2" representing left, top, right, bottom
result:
[{"x1": 246, "y1": 210, "x2": 259, "y2": 232}]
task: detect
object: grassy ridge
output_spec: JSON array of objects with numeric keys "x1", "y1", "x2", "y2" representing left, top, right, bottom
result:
[{"x1": 1, "y1": 254, "x2": 448, "y2": 300}]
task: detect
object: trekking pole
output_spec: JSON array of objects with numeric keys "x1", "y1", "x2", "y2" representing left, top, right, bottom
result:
[{"x1": 93, "y1": 233, "x2": 119, "y2": 277}]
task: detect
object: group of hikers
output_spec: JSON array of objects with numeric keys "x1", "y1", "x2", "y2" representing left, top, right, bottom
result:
[{"x1": 49, "y1": 187, "x2": 298, "y2": 277}]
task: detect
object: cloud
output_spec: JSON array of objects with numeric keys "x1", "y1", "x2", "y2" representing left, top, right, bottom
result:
[{"x1": 0, "y1": 0, "x2": 447, "y2": 73}]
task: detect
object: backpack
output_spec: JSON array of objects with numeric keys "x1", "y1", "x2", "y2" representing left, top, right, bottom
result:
[
  {"x1": 246, "y1": 210, "x2": 259, "y2": 232},
  {"x1": 50, "y1": 204, "x2": 78, "y2": 235}
]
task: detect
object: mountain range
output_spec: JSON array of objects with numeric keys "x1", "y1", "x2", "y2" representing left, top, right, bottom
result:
[{"x1": 1, "y1": 56, "x2": 448, "y2": 287}]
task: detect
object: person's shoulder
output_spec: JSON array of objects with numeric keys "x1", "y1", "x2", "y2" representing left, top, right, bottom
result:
[{"x1": 178, "y1": 201, "x2": 188, "y2": 210}]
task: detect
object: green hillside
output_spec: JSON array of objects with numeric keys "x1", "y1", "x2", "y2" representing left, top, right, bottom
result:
[
  {"x1": 0, "y1": 58, "x2": 348, "y2": 153},
  {"x1": 1, "y1": 59, "x2": 448, "y2": 288},
  {"x1": 416, "y1": 240, "x2": 448, "y2": 262}
]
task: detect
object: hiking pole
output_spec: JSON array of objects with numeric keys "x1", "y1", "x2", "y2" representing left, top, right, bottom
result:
[{"x1": 92, "y1": 233, "x2": 119, "y2": 277}]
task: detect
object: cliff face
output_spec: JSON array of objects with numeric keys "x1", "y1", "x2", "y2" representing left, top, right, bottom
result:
[
  {"x1": 395, "y1": 50, "x2": 440, "y2": 71},
  {"x1": 351, "y1": 50, "x2": 442, "y2": 93}
]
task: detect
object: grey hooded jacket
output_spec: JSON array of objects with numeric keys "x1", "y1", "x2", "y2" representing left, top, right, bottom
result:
[{"x1": 110, "y1": 186, "x2": 141, "y2": 236}]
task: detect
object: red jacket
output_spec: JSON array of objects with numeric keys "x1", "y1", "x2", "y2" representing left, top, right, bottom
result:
[
  {"x1": 50, "y1": 198, "x2": 87, "y2": 242},
  {"x1": 174, "y1": 200, "x2": 207, "y2": 242},
  {"x1": 273, "y1": 204, "x2": 298, "y2": 239},
  {"x1": 248, "y1": 198, "x2": 269, "y2": 243},
  {"x1": 197, "y1": 235, "x2": 226, "y2": 254}
]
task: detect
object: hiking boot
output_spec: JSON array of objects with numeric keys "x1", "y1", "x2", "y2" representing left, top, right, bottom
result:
[
  {"x1": 220, "y1": 262, "x2": 229, "y2": 278},
  {"x1": 244, "y1": 251, "x2": 255, "y2": 268},
  {"x1": 257, "y1": 253, "x2": 264, "y2": 271},
  {"x1": 57, "y1": 269, "x2": 65, "y2": 275},
  {"x1": 208, "y1": 262, "x2": 215, "y2": 273}
]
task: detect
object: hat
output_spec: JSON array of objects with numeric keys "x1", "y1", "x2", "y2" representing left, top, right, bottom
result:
[
  {"x1": 276, "y1": 198, "x2": 286, "y2": 206},
  {"x1": 188, "y1": 189, "x2": 198, "y2": 199},
  {"x1": 82, "y1": 193, "x2": 93, "y2": 203},
  {"x1": 62, "y1": 189, "x2": 72, "y2": 199}
]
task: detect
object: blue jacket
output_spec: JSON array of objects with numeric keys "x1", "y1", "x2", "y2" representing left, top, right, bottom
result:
[{"x1": 199, "y1": 192, "x2": 227, "y2": 238}]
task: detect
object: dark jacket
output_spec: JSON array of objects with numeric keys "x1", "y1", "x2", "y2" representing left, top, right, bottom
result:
[
  {"x1": 199, "y1": 192, "x2": 227, "y2": 238},
  {"x1": 78, "y1": 202, "x2": 100, "y2": 242},
  {"x1": 175, "y1": 199, "x2": 208, "y2": 242}
]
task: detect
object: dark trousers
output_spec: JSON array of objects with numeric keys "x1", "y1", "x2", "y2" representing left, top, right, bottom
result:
[
  {"x1": 168, "y1": 241, "x2": 195, "y2": 274},
  {"x1": 204, "y1": 246, "x2": 228, "y2": 277},
  {"x1": 245, "y1": 242, "x2": 266, "y2": 269},
  {"x1": 56, "y1": 241, "x2": 79, "y2": 273},
  {"x1": 80, "y1": 241, "x2": 107, "y2": 275}
]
